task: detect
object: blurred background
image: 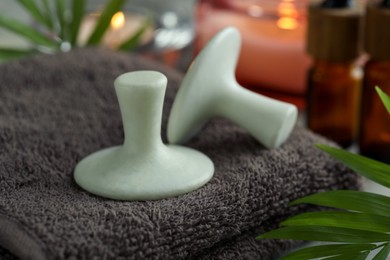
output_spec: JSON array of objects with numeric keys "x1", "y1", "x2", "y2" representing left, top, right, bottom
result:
[
  {"x1": 0, "y1": 0, "x2": 196, "y2": 68},
  {"x1": 0, "y1": 0, "x2": 367, "y2": 107}
]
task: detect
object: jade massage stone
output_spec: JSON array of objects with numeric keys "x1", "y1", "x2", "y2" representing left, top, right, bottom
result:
[
  {"x1": 167, "y1": 27, "x2": 298, "y2": 149},
  {"x1": 74, "y1": 71, "x2": 214, "y2": 201}
]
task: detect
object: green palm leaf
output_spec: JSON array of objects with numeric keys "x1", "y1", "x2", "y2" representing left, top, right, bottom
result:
[
  {"x1": 0, "y1": 16, "x2": 58, "y2": 48},
  {"x1": 356, "y1": 251, "x2": 372, "y2": 260},
  {"x1": 86, "y1": 0, "x2": 125, "y2": 45},
  {"x1": 0, "y1": 48, "x2": 37, "y2": 60},
  {"x1": 16, "y1": 0, "x2": 53, "y2": 30},
  {"x1": 282, "y1": 244, "x2": 376, "y2": 260},
  {"x1": 257, "y1": 226, "x2": 390, "y2": 243},
  {"x1": 373, "y1": 243, "x2": 390, "y2": 260},
  {"x1": 316, "y1": 144, "x2": 390, "y2": 188},
  {"x1": 118, "y1": 14, "x2": 152, "y2": 51},
  {"x1": 281, "y1": 211, "x2": 390, "y2": 232},
  {"x1": 55, "y1": 0, "x2": 67, "y2": 40},
  {"x1": 40, "y1": 0, "x2": 52, "y2": 17},
  {"x1": 376, "y1": 87, "x2": 390, "y2": 114},
  {"x1": 290, "y1": 190, "x2": 390, "y2": 217},
  {"x1": 40, "y1": 0, "x2": 54, "y2": 28},
  {"x1": 323, "y1": 251, "x2": 370, "y2": 260},
  {"x1": 69, "y1": 0, "x2": 85, "y2": 46}
]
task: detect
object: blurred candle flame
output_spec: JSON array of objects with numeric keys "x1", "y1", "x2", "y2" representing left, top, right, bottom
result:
[
  {"x1": 111, "y1": 11, "x2": 125, "y2": 30},
  {"x1": 277, "y1": 17, "x2": 298, "y2": 30},
  {"x1": 277, "y1": 1, "x2": 298, "y2": 30}
]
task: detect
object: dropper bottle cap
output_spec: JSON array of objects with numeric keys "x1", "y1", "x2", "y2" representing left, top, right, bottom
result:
[
  {"x1": 381, "y1": 0, "x2": 390, "y2": 7},
  {"x1": 307, "y1": 0, "x2": 362, "y2": 62},
  {"x1": 365, "y1": 0, "x2": 390, "y2": 60},
  {"x1": 321, "y1": 0, "x2": 352, "y2": 8}
]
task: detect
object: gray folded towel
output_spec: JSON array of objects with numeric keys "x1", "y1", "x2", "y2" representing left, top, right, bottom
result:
[{"x1": 0, "y1": 48, "x2": 359, "y2": 259}]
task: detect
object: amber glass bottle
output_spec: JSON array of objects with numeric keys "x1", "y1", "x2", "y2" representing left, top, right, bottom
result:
[
  {"x1": 359, "y1": 0, "x2": 390, "y2": 163},
  {"x1": 306, "y1": 0, "x2": 362, "y2": 147},
  {"x1": 308, "y1": 61, "x2": 362, "y2": 147}
]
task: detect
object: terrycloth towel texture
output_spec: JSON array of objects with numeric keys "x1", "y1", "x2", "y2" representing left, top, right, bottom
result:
[{"x1": 0, "y1": 49, "x2": 359, "y2": 259}]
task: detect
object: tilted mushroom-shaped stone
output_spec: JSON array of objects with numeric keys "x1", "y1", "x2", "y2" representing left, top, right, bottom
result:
[
  {"x1": 74, "y1": 71, "x2": 214, "y2": 200},
  {"x1": 167, "y1": 27, "x2": 298, "y2": 149}
]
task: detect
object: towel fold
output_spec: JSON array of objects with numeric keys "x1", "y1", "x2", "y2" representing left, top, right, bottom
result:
[{"x1": 0, "y1": 49, "x2": 359, "y2": 259}]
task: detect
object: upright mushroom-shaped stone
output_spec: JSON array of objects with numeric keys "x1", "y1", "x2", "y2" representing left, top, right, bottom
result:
[
  {"x1": 167, "y1": 27, "x2": 298, "y2": 149},
  {"x1": 74, "y1": 71, "x2": 214, "y2": 200}
]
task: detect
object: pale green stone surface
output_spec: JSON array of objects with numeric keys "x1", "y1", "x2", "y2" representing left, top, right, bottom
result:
[
  {"x1": 74, "y1": 71, "x2": 214, "y2": 200},
  {"x1": 167, "y1": 27, "x2": 298, "y2": 149}
]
